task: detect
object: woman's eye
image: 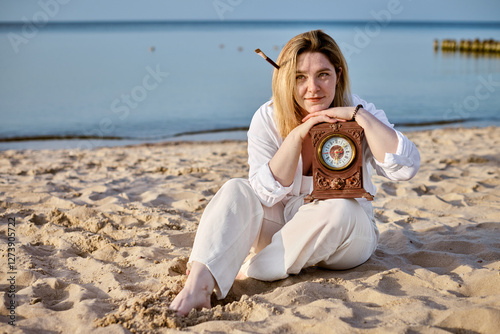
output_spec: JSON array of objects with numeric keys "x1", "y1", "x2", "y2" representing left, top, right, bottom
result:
[
  {"x1": 319, "y1": 72, "x2": 330, "y2": 78},
  {"x1": 296, "y1": 75, "x2": 305, "y2": 80}
]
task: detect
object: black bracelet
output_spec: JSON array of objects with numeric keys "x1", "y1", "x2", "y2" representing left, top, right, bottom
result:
[{"x1": 352, "y1": 104, "x2": 363, "y2": 121}]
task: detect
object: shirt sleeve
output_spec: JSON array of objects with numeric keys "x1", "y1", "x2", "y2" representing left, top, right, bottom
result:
[
  {"x1": 247, "y1": 102, "x2": 294, "y2": 207},
  {"x1": 352, "y1": 95, "x2": 421, "y2": 181},
  {"x1": 372, "y1": 129, "x2": 421, "y2": 181}
]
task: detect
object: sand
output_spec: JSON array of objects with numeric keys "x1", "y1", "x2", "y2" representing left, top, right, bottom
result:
[{"x1": 0, "y1": 126, "x2": 499, "y2": 334}]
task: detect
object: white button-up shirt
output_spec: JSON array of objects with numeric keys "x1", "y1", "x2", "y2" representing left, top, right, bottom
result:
[{"x1": 247, "y1": 95, "x2": 421, "y2": 222}]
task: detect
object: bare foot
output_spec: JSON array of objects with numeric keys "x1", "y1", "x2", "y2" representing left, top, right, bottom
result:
[{"x1": 169, "y1": 261, "x2": 215, "y2": 316}]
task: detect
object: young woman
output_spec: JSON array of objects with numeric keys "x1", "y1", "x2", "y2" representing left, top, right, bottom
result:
[{"x1": 170, "y1": 30, "x2": 420, "y2": 316}]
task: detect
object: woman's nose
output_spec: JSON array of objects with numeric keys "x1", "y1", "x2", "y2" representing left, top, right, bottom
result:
[{"x1": 308, "y1": 78, "x2": 320, "y2": 92}]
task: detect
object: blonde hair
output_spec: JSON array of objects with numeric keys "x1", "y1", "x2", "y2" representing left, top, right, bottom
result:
[{"x1": 272, "y1": 30, "x2": 353, "y2": 138}]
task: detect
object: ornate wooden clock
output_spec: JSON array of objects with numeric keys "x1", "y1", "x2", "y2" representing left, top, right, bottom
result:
[{"x1": 305, "y1": 121, "x2": 373, "y2": 202}]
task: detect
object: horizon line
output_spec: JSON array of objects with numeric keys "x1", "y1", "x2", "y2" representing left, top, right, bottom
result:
[{"x1": 1, "y1": 19, "x2": 500, "y2": 27}]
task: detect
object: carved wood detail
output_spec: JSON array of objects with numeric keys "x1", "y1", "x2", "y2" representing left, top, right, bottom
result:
[
  {"x1": 330, "y1": 123, "x2": 341, "y2": 132},
  {"x1": 312, "y1": 131, "x2": 325, "y2": 147},
  {"x1": 315, "y1": 170, "x2": 361, "y2": 190}
]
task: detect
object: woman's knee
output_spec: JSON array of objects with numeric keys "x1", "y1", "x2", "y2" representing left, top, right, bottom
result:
[
  {"x1": 214, "y1": 178, "x2": 264, "y2": 217},
  {"x1": 308, "y1": 198, "x2": 360, "y2": 220},
  {"x1": 219, "y1": 178, "x2": 254, "y2": 196},
  {"x1": 204, "y1": 178, "x2": 261, "y2": 214},
  {"x1": 299, "y1": 198, "x2": 366, "y2": 233},
  {"x1": 323, "y1": 198, "x2": 359, "y2": 211}
]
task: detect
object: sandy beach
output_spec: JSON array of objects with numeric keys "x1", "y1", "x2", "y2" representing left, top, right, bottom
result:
[{"x1": 1, "y1": 126, "x2": 499, "y2": 333}]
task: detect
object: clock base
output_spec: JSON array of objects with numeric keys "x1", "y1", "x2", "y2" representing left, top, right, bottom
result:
[
  {"x1": 305, "y1": 167, "x2": 374, "y2": 203},
  {"x1": 304, "y1": 191, "x2": 374, "y2": 203}
]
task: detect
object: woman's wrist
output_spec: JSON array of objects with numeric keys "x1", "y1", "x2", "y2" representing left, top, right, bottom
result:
[
  {"x1": 352, "y1": 107, "x2": 368, "y2": 128},
  {"x1": 351, "y1": 104, "x2": 363, "y2": 121}
]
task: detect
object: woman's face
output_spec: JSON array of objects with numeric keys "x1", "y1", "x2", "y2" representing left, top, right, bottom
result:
[{"x1": 294, "y1": 51, "x2": 340, "y2": 114}]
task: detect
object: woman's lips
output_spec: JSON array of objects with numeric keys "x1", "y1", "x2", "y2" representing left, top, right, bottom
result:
[{"x1": 306, "y1": 97, "x2": 324, "y2": 103}]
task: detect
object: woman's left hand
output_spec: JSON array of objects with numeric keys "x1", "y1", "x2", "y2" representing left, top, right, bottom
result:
[
  {"x1": 302, "y1": 107, "x2": 354, "y2": 123},
  {"x1": 304, "y1": 105, "x2": 399, "y2": 162}
]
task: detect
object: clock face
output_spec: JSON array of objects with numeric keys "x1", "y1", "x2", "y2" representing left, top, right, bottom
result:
[{"x1": 318, "y1": 134, "x2": 356, "y2": 170}]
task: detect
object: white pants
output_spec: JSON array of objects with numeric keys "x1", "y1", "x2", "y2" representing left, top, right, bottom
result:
[{"x1": 188, "y1": 178, "x2": 379, "y2": 298}]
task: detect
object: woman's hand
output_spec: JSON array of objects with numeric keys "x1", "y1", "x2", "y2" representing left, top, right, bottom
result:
[
  {"x1": 270, "y1": 104, "x2": 399, "y2": 187},
  {"x1": 302, "y1": 106, "x2": 354, "y2": 123},
  {"x1": 269, "y1": 108, "x2": 345, "y2": 187},
  {"x1": 294, "y1": 111, "x2": 338, "y2": 140},
  {"x1": 305, "y1": 106, "x2": 399, "y2": 162},
  {"x1": 295, "y1": 106, "x2": 353, "y2": 141}
]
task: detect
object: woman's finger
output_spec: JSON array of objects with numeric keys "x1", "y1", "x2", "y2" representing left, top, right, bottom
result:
[
  {"x1": 302, "y1": 107, "x2": 352, "y2": 122},
  {"x1": 302, "y1": 112, "x2": 343, "y2": 124}
]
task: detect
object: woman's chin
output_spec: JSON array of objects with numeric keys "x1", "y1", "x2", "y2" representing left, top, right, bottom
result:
[{"x1": 306, "y1": 106, "x2": 327, "y2": 114}]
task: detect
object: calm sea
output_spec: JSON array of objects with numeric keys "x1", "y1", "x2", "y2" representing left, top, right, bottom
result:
[{"x1": 1, "y1": 21, "x2": 500, "y2": 150}]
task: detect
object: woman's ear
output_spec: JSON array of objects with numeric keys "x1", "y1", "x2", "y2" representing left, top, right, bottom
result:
[{"x1": 336, "y1": 67, "x2": 342, "y2": 84}]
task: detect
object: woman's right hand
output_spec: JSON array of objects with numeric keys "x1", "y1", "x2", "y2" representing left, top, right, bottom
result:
[
  {"x1": 293, "y1": 110, "x2": 345, "y2": 141},
  {"x1": 269, "y1": 110, "x2": 342, "y2": 187}
]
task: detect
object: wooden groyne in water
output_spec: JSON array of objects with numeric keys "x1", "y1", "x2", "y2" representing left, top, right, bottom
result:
[{"x1": 434, "y1": 38, "x2": 500, "y2": 55}]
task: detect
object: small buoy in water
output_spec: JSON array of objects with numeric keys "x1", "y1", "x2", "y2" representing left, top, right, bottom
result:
[{"x1": 149, "y1": 46, "x2": 155, "y2": 52}]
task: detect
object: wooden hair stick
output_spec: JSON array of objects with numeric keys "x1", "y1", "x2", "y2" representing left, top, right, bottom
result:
[{"x1": 255, "y1": 48, "x2": 280, "y2": 69}]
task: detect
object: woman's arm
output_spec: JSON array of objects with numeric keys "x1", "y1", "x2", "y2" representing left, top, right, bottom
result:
[
  {"x1": 269, "y1": 113, "x2": 341, "y2": 187},
  {"x1": 302, "y1": 106, "x2": 398, "y2": 163},
  {"x1": 352, "y1": 107, "x2": 398, "y2": 162}
]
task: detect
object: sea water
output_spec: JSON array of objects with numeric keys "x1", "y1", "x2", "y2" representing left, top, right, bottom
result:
[{"x1": 1, "y1": 21, "x2": 499, "y2": 150}]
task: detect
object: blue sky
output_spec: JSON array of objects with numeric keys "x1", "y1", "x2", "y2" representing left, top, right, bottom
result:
[{"x1": 1, "y1": 0, "x2": 500, "y2": 23}]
